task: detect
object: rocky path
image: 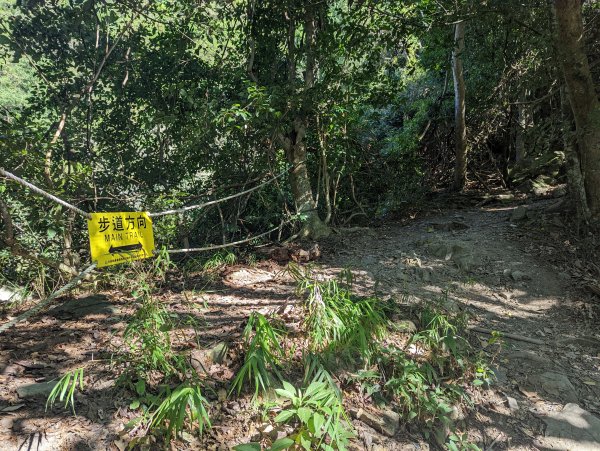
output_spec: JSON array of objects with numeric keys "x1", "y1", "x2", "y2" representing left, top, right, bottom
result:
[{"x1": 321, "y1": 199, "x2": 600, "y2": 450}]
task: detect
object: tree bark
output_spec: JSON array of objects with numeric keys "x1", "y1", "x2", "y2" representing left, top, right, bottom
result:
[
  {"x1": 452, "y1": 21, "x2": 467, "y2": 191},
  {"x1": 515, "y1": 89, "x2": 532, "y2": 164},
  {"x1": 278, "y1": 5, "x2": 329, "y2": 239},
  {"x1": 553, "y1": 0, "x2": 600, "y2": 222},
  {"x1": 560, "y1": 85, "x2": 590, "y2": 225}
]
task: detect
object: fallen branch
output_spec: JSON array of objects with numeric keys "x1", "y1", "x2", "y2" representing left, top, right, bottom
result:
[
  {"x1": 468, "y1": 326, "x2": 544, "y2": 345},
  {"x1": 0, "y1": 262, "x2": 97, "y2": 334}
]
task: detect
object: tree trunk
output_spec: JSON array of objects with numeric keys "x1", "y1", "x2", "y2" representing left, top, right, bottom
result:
[
  {"x1": 515, "y1": 89, "x2": 532, "y2": 164},
  {"x1": 560, "y1": 85, "x2": 590, "y2": 225},
  {"x1": 452, "y1": 21, "x2": 467, "y2": 191},
  {"x1": 553, "y1": 0, "x2": 600, "y2": 223},
  {"x1": 279, "y1": 5, "x2": 329, "y2": 239}
]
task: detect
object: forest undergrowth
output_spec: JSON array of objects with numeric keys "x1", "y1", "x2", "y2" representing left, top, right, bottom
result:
[{"x1": 37, "y1": 249, "x2": 499, "y2": 451}]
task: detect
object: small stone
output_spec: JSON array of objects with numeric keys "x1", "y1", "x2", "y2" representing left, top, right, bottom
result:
[
  {"x1": 16, "y1": 381, "x2": 58, "y2": 398},
  {"x1": 0, "y1": 286, "x2": 24, "y2": 303},
  {"x1": 450, "y1": 405, "x2": 466, "y2": 421},
  {"x1": 396, "y1": 320, "x2": 417, "y2": 334},
  {"x1": 269, "y1": 427, "x2": 288, "y2": 441},
  {"x1": 258, "y1": 423, "x2": 274, "y2": 435},
  {"x1": 354, "y1": 408, "x2": 399, "y2": 437},
  {"x1": 191, "y1": 341, "x2": 229, "y2": 374},
  {"x1": 49, "y1": 294, "x2": 119, "y2": 318},
  {"x1": 180, "y1": 432, "x2": 196, "y2": 443},
  {"x1": 490, "y1": 366, "x2": 508, "y2": 385},
  {"x1": 506, "y1": 396, "x2": 519, "y2": 412},
  {"x1": 0, "y1": 416, "x2": 14, "y2": 431},
  {"x1": 210, "y1": 342, "x2": 229, "y2": 364},
  {"x1": 510, "y1": 206, "x2": 528, "y2": 222},
  {"x1": 510, "y1": 270, "x2": 529, "y2": 282}
]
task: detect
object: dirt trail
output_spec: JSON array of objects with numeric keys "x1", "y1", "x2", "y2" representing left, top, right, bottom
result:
[
  {"x1": 1, "y1": 198, "x2": 599, "y2": 450},
  {"x1": 321, "y1": 199, "x2": 600, "y2": 450}
]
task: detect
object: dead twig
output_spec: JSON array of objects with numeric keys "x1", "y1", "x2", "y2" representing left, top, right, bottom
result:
[{"x1": 468, "y1": 326, "x2": 544, "y2": 345}]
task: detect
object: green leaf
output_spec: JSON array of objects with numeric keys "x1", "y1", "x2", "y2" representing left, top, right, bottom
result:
[
  {"x1": 282, "y1": 380, "x2": 296, "y2": 395},
  {"x1": 233, "y1": 444, "x2": 261, "y2": 451},
  {"x1": 309, "y1": 412, "x2": 324, "y2": 435},
  {"x1": 135, "y1": 379, "x2": 146, "y2": 396},
  {"x1": 129, "y1": 399, "x2": 140, "y2": 409},
  {"x1": 269, "y1": 437, "x2": 294, "y2": 450},
  {"x1": 274, "y1": 409, "x2": 295, "y2": 423},
  {"x1": 297, "y1": 407, "x2": 313, "y2": 424},
  {"x1": 275, "y1": 388, "x2": 295, "y2": 399},
  {"x1": 299, "y1": 431, "x2": 312, "y2": 450}
]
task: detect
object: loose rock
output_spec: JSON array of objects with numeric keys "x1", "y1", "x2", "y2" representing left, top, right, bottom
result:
[
  {"x1": 16, "y1": 381, "x2": 58, "y2": 398},
  {"x1": 510, "y1": 206, "x2": 528, "y2": 222},
  {"x1": 353, "y1": 408, "x2": 399, "y2": 437}
]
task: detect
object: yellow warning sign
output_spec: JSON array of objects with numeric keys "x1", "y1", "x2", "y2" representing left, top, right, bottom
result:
[{"x1": 87, "y1": 212, "x2": 155, "y2": 268}]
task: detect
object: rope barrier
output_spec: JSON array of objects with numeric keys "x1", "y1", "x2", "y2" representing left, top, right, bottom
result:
[
  {"x1": 167, "y1": 221, "x2": 288, "y2": 254},
  {"x1": 2, "y1": 166, "x2": 297, "y2": 257},
  {"x1": 0, "y1": 262, "x2": 97, "y2": 334},
  {"x1": 148, "y1": 169, "x2": 289, "y2": 218},
  {"x1": 2, "y1": 165, "x2": 294, "y2": 220},
  {"x1": 0, "y1": 168, "x2": 92, "y2": 219}
]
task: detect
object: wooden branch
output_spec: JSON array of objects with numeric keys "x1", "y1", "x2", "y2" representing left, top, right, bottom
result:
[
  {"x1": 2, "y1": 239, "x2": 79, "y2": 277},
  {"x1": 468, "y1": 326, "x2": 544, "y2": 345}
]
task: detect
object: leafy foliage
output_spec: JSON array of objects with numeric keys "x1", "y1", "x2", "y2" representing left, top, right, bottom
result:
[
  {"x1": 150, "y1": 383, "x2": 211, "y2": 443},
  {"x1": 274, "y1": 378, "x2": 354, "y2": 451},
  {"x1": 290, "y1": 263, "x2": 389, "y2": 356},
  {"x1": 231, "y1": 312, "x2": 285, "y2": 399},
  {"x1": 46, "y1": 367, "x2": 84, "y2": 415}
]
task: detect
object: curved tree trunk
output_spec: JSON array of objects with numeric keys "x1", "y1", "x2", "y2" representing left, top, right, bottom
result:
[
  {"x1": 452, "y1": 20, "x2": 467, "y2": 191},
  {"x1": 553, "y1": 0, "x2": 600, "y2": 223}
]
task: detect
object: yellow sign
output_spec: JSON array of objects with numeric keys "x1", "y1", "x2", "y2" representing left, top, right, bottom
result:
[{"x1": 88, "y1": 212, "x2": 155, "y2": 268}]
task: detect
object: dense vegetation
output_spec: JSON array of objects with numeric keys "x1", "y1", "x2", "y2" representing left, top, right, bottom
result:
[
  {"x1": 2, "y1": 0, "x2": 598, "y2": 291},
  {"x1": 0, "y1": 0, "x2": 599, "y2": 449}
]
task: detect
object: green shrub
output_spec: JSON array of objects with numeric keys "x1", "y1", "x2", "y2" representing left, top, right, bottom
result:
[{"x1": 231, "y1": 312, "x2": 285, "y2": 399}]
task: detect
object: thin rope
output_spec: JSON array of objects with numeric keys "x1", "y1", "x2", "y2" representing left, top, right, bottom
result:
[
  {"x1": 167, "y1": 221, "x2": 289, "y2": 254},
  {"x1": 0, "y1": 168, "x2": 92, "y2": 219},
  {"x1": 0, "y1": 262, "x2": 97, "y2": 334},
  {"x1": 148, "y1": 169, "x2": 289, "y2": 218}
]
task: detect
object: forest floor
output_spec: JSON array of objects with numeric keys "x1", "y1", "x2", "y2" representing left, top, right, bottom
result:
[{"x1": 1, "y1": 189, "x2": 600, "y2": 450}]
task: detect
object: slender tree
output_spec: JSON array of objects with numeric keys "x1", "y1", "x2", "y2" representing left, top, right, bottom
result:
[{"x1": 452, "y1": 20, "x2": 467, "y2": 191}]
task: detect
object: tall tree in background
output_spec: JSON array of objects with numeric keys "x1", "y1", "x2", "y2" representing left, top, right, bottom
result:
[
  {"x1": 276, "y1": 2, "x2": 330, "y2": 239},
  {"x1": 452, "y1": 20, "x2": 467, "y2": 191},
  {"x1": 553, "y1": 0, "x2": 600, "y2": 224}
]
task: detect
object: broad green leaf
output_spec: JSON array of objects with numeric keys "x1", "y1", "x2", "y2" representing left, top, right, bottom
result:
[
  {"x1": 274, "y1": 409, "x2": 295, "y2": 423},
  {"x1": 310, "y1": 412, "x2": 324, "y2": 435},
  {"x1": 135, "y1": 379, "x2": 146, "y2": 396},
  {"x1": 233, "y1": 444, "x2": 261, "y2": 451},
  {"x1": 269, "y1": 437, "x2": 294, "y2": 451},
  {"x1": 297, "y1": 407, "x2": 313, "y2": 424}
]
